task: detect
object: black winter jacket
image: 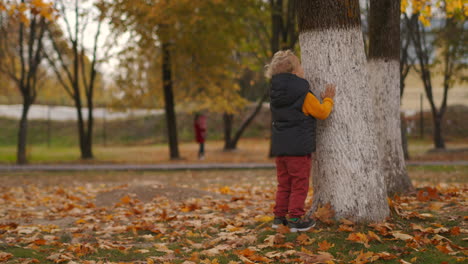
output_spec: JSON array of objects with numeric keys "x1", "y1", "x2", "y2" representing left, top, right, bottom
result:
[{"x1": 270, "y1": 73, "x2": 316, "y2": 156}]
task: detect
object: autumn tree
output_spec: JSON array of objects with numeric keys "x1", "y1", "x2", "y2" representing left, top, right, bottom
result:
[
  {"x1": 223, "y1": 0, "x2": 271, "y2": 151},
  {"x1": 405, "y1": 0, "x2": 467, "y2": 149},
  {"x1": 45, "y1": 0, "x2": 105, "y2": 159},
  {"x1": 267, "y1": 0, "x2": 299, "y2": 156},
  {"x1": 109, "y1": 0, "x2": 250, "y2": 158},
  {"x1": 368, "y1": 0, "x2": 413, "y2": 195},
  {"x1": 0, "y1": 0, "x2": 54, "y2": 164},
  {"x1": 297, "y1": 0, "x2": 389, "y2": 222},
  {"x1": 400, "y1": 13, "x2": 418, "y2": 160}
]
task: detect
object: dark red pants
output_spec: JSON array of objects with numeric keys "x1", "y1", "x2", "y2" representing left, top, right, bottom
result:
[{"x1": 274, "y1": 155, "x2": 311, "y2": 218}]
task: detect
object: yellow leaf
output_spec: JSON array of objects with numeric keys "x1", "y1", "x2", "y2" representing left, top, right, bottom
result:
[
  {"x1": 255, "y1": 215, "x2": 274, "y2": 223},
  {"x1": 219, "y1": 186, "x2": 230, "y2": 194},
  {"x1": 75, "y1": 219, "x2": 86, "y2": 224}
]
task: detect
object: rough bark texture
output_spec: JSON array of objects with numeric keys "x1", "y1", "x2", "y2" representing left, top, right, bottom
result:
[
  {"x1": 162, "y1": 42, "x2": 180, "y2": 159},
  {"x1": 297, "y1": 0, "x2": 361, "y2": 32},
  {"x1": 224, "y1": 92, "x2": 267, "y2": 151},
  {"x1": 401, "y1": 115, "x2": 410, "y2": 160},
  {"x1": 368, "y1": 61, "x2": 413, "y2": 195},
  {"x1": 17, "y1": 102, "x2": 31, "y2": 164},
  {"x1": 299, "y1": 29, "x2": 389, "y2": 222},
  {"x1": 368, "y1": 0, "x2": 413, "y2": 195},
  {"x1": 223, "y1": 113, "x2": 234, "y2": 150}
]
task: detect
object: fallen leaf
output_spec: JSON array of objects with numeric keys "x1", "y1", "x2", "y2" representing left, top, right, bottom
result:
[
  {"x1": 313, "y1": 204, "x2": 335, "y2": 225},
  {"x1": 297, "y1": 233, "x2": 314, "y2": 246},
  {"x1": 392, "y1": 232, "x2": 414, "y2": 241},
  {"x1": 297, "y1": 251, "x2": 334, "y2": 263},
  {"x1": 346, "y1": 232, "x2": 370, "y2": 248},
  {"x1": 318, "y1": 240, "x2": 334, "y2": 251},
  {"x1": 0, "y1": 252, "x2": 13, "y2": 262}
]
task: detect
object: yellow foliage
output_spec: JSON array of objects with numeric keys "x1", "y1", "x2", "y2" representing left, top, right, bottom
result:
[
  {"x1": 402, "y1": 0, "x2": 467, "y2": 27},
  {"x1": 2, "y1": 0, "x2": 56, "y2": 25}
]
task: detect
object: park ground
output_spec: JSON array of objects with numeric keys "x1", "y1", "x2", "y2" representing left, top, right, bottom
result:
[
  {"x1": 0, "y1": 100, "x2": 467, "y2": 264},
  {"x1": 0, "y1": 138, "x2": 467, "y2": 165},
  {"x1": 0, "y1": 165, "x2": 467, "y2": 264}
]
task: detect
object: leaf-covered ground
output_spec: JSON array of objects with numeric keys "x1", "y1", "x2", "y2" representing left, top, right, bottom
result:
[{"x1": 0, "y1": 168, "x2": 466, "y2": 264}]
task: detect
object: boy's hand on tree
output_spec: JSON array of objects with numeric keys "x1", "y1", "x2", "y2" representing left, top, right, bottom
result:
[{"x1": 321, "y1": 84, "x2": 336, "y2": 100}]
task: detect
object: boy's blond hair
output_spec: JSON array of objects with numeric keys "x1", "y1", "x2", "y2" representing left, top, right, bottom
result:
[{"x1": 265, "y1": 50, "x2": 298, "y2": 78}]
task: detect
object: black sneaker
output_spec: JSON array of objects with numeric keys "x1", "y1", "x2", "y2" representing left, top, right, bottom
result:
[
  {"x1": 272, "y1": 216, "x2": 288, "y2": 229},
  {"x1": 288, "y1": 217, "x2": 316, "y2": 232}
]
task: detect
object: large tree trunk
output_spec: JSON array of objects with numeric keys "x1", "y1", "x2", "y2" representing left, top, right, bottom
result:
[
  {"x1": 16, "y1": 99, "x2": 31, "y2": 164},
  {"x1": 162, "y1": 42, "x2": 180, "y2": 159},
  {"x1": 368, "y1": 0, "x2": 413, "y2": 195},
  {"x1": 298, "y1": 0, "x2": 389, "y2": 222}
]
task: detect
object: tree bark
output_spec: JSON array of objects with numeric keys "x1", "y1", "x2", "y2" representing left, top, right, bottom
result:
[
  {"x1": 223, "y1": 113, "x2": 234, "y2": 150},
  {"x1": 224, "y1": 92, "x2": 268, "y2": 151},
  {"x1": 268, "y1": 0, "x2": 282, "y2": 157},
  {"x1": 368, "y1": 0, "x2": 413, "y2": 195},
  {"x1": 162, "y1": 41, "x2": 180, "y2": 159},
  {"x1": 297, "y1": 0, "x2": 389, "y2": 222},
  {"x1": 401, "y1": 115, "x2": 410, "y2": 160},
  {"x1": 433, "y1": 113, "x2": 445, "y2": 149},
  {"x1": 17, "y1": 99, "x2": 31, "y2": 164}
]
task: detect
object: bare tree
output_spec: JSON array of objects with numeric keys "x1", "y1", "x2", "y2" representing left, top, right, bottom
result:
[
  {"x1": 0, "y1": 2, "x2": 48, "y2": 164},
  {"x1": 400, "y1": 13, "x2": 418, "y2": 160},
  {"x1": 45, "y1": 0, "x2": 104, "y2": 159},
  {"x1": 409, "y1": 13, "x2": 466, "y2": 149}
]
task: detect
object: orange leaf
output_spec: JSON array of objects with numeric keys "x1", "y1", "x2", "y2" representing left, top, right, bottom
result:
[
  {"x1": 32, "y1": 239, "x2": 47, "y2": 246},
  {"x1": 346, "y1": 232, "x2": 370, "y2": 248},
  {"x1": 338, "y1": 225, "x2": 354, "y2": 232},
  {"x1": 318, "y1": 240, "x2": 334, "y2": 251},
  {"x1": 235, "y1": 248, "x2": 255, "y2": 257},
  {"x1": 313, "y1": 203, "x2": 335, "y2": 225},
  {"x1": 436, "y1": 243, "x2": 453, "y2": 254},
  {"x1": 120, "y1": 195, "x2": 131, "y2": 204},
  {"x1": 297, "y1": 233, "x2": 314, "y2": 245},
  {"x1": 367, "y1": 231, "x2": 382, "y2": 243},
  {"x1": 0, "y1": 252, "x2": 13, "y2": 262},
  {"x1": 276, "y1": 225, "x2": 290, "y2": 234},
  {"x1": 450, "y1": 226, "x2": 460, "y2": 236}
]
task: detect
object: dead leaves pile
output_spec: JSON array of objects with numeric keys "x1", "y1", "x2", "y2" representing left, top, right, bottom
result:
[{"x1": 0, "y1": 181, "x2": 466, "y2": 264}]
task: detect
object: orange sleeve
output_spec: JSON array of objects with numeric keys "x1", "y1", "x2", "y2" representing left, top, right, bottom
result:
[{"x1": 302, "y1": 92, "x2": 334, "y2": 120}]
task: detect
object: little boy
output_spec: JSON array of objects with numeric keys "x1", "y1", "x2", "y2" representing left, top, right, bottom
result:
[{"x1": 266, "y1": 50, "x2": 336, "y2": 232}]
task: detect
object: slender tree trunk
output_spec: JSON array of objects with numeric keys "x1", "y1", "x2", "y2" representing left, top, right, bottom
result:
[
  {"x1": 223, "y1": 113, "x2": 234, "y2": 150},
  {"x1": 298, "y1": 0, "x2": 389, "y2": 222},
  {"x1": 268, "y1": 0, "x2": 282, "y2": 157},
  {"x1": 162, "y1": 41, "x2": 180, "y2": 159},
  {"x1": 368, "y1": 0, "x2": 413, "y2": 195},
  {"x1": 74, "y1": 97, "x2": 92, "y2": 159},
  {"x1": 224, "y1": 92, "x2": 268, "y2": 150},
  {"x1": 401, "y1": 115, "x2": 410, "y2": 160},
  {"x1": 433, "y1": 112, "x2": 445, "y2": 149},
  {"x1": 17, "y1": 98, "x2": 31, "y2": 164}
]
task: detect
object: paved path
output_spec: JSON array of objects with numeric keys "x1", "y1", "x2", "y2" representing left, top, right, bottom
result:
[{"x1": 0, "y1": 161, "x2": 466, "y2": 172}]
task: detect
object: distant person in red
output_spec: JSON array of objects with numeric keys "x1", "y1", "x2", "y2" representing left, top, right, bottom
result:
[{"x1": 194, "y1": 113, "x2": 207, "y2": 160}]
